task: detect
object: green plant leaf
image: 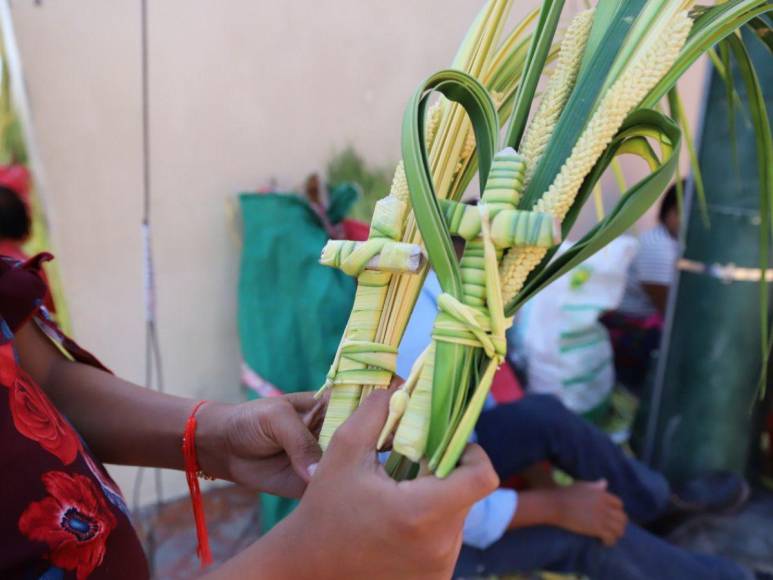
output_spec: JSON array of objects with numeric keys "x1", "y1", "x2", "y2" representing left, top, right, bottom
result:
[
  {"x1": 506, "y1": 109, "x2": 682, "y2": 315},
  {"x1": 577, "y1": 0, "x2": 621, "y2": 77},
  {"x1": 746, "y1": 13, "x2": 773, "y2": 55},
  {"x1": 503, "y1": 0, "x2": 566, "y2": 149},
  {"x1": 401, "y1": 68, "x2": 499, "y2": 459},
  {"x1": 724, "y1": 32, "x2": 773, "y2": 397},
  {"x1": 326, "y1": 146, "x2": 392, "y2": 221},
  {"x1": 717, "y1": 42, "x2": 741, "y2": 172},
  {"x1": 641, "y1": 0, "x2": 772, "y2": 109},
  {"x1": 402, "y1": 68, "x2": 499, "y2": 299},
  {"x1": 668, "y1": 87, "x2": 709, "y2": 226},
  {"x1": 522, "y1": 0, "x2": 647, "y2": 208}
]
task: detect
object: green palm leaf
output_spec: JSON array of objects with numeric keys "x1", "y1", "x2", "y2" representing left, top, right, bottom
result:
[
  {"x1": 522, "y1": 0, "x2": 647, "y2": 207},
  {"x1": 507, "y1": 109, "x2": 682, "y2": 314},
  {"x1": 401, "y1": 69, "x2": 500, "y2": 458},
  {"x1": 723, "y1": 32, "x2": 773, "y2": 395}
]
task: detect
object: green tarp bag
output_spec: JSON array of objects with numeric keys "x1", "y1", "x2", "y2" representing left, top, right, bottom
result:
[{"x1": 237, "y1": 187, "x2": 358, "y2": 531}]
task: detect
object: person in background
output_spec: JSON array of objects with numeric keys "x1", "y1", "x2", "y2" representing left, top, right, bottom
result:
[
  {"x1": 0, "y1": 165, "x2": 58, "y2": 316},
  {"x1": 620, "y1": 182, "x2": 681, "y2": 317},
  {"x1": 398, "y1": 237, "x2": 752, "y2": 580},
  {"x1": 0, "y1": 165, "x2": 32, "y2": 261},
  {"x1": 602, "y1": 182, "x2": 681, "y2": 389}
]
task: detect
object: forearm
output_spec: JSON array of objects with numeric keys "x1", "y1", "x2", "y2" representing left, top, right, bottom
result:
[
  {"x1": 48, "y1": 358, "x2": 207, "y2": 468},
  {"x1": 15, "y1": 321, "x2": 228, "y2": 469},
  {"x1": 508, "y1": 489, "x2": 562, "y2": 530},
  {"x1": 204, "y1": 511, "x2": 314, "y2": 579}
]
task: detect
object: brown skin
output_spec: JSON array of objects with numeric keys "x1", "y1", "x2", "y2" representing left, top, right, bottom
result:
[
  {"x1": 14, "y1": 321, "x2": 499, "y2": 578},
  {"x1": 521, "y1": 462, "x2": 557, "y2": 489},
  {"x1": 643, "y1": 206, "x2": 680, "y2": 315},
  {"x1": 663, "y1": 206, "x2": 680, "y2": 239},
  {"x1": 214, "y1": 390, "x2": 499, "y2": 579},
  {"x1": 509, "y1": 480, "x2": 628, "y2": 547},
  {"x1": 642, "y1": 283, "x2": 670, "y2": 315},
  {"x1": 15, "y1": 322, "x2": 321, "y2": 497}
]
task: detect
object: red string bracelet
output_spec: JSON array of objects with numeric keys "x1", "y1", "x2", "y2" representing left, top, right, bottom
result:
[{"x1": 182, "y1": 400, "x2": 213, "y2": 568}]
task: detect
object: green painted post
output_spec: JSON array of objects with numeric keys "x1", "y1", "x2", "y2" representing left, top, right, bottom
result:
[{"x1": 638, "y1": 34, "x2": 772, "y2": 483}]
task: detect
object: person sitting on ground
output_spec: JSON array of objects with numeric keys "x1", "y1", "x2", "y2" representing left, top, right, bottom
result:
[
  {"x1": 0, "y1": 252, "x2": 497, "y2": 579},
  {"x1": 602, "y1": 182, "x2": 681, "y2": 389},
  {"x1": 398, "y1": 244, "x2": 752, "y2": 580}
]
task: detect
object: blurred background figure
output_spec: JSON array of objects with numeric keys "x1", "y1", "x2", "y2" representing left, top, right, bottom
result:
[
  {"x1": 603, "y1": 183, "x2": 681, "y2": 391},
  {"x1": 396, "y1": 241, "x2": 751, "y2": 580},
  {"x1": 511, "y1": 236, "x2": 639, "y2": 439},
  {"x1": 0, "y1": 164, "x2": 31, "y2": 261},
  {"x1": 0, "y1": 164, "x2": 56, "y2": 314}
]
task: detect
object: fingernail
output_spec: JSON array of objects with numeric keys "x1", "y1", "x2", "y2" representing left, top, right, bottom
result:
[{"x1": 307, "y1": 463, "x2": 318, "y2": 478}]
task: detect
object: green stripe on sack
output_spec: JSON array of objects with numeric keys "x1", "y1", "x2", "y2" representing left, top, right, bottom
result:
[
  {"x1": 561, "y1": 303, "x2": 606, "y2": 312},
  {"x1": 560, "y1": 326, "x2": 605, "y2": 340},
  {"x1": 559, "y1": 335, "x2": 607, "y2": 353},
  {"x1": 562, "y1": 357, "x2": 612, "y2": 386}
]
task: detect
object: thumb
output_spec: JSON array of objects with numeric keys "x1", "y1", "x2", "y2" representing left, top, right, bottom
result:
[
  {"x1": 590, "y1": 479, "x2": 608, "y2": 490},
  {"x1": 266, "y1": 400, "x2": 323, "y2": 482},
  {"x1": 326, "y1": 388, "x2": 392, "y2": 462}
]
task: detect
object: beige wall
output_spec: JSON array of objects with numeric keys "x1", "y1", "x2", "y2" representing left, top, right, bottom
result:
[{"x1": 10, "y1": 0, "x2": 704, "y2": 506}]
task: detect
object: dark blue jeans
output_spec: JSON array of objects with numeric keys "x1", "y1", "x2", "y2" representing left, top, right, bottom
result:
[{"x1": 455, "y1": 395, "x2": 748, "y2": 580}]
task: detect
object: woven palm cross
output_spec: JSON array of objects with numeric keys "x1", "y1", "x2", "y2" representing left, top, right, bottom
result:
[{"x1": 317, "y1": 70, "x2": 561, "y2": 475}]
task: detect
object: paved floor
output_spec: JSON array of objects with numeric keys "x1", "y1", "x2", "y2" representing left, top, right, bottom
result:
[
  {"x1": 668, "y1": 488, "x2": 773, "y2": 575},
  {"x1": 134, "y1": 485, "x2": 261, "y2": 579},
  {"x1": 135, "y1": 484, "x2": 773, "y2": 579}
]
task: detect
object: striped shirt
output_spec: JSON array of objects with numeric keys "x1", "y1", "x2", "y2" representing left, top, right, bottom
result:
[{"x1": 618, "y1": 224, "x2": 678, "y2": 317}]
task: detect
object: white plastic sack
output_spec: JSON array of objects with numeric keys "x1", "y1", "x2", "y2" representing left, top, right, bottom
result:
[{"x1": 512, "y1": 236, "x2": 639, "y2": 415}]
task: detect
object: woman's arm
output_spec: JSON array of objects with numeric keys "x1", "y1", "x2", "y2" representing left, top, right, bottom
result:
[
  {"x1": 16, "y1": 322, "x2": 501, "y2": 579},
  {"x1": 15, "y1": 320, "x2": 194, "y2": 469},
  {"x1": 14, "y1": 320, "x2": 322, "y2": 497}
]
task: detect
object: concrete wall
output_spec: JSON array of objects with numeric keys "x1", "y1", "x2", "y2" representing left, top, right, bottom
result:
[{"x1": 10, "y1": 0, "x2": 704, "y2": 506}]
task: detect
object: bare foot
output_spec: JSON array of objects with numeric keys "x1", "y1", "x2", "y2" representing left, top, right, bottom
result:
[{"x1": 554, "y1": 480, "x2": 628, "y2": 546}]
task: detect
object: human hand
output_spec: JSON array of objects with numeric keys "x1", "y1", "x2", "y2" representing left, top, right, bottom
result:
[
  {"x1": 265, "y1": 389, "x2": 499, "y2": 580},
  {"x1": 195, "y1": 393, "x2": 326, "y2": 498},
  {"x1": 555, "y1": 480, "x2": 628, "y2": 546}
]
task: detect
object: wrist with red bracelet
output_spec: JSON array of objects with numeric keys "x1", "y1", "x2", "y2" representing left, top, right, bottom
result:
[{"x1": 182, "y1": 400, "x2": 215, "y2": 568}]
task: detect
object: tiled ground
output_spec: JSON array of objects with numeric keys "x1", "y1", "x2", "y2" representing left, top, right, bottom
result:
[
  {"x1": 668, "y1": 489, "x2": 773, "y2": 574},
  {"x1": 134, "y1": 485, "x2": 261, "y2": 579},
  {"x1": 135, "y1": 484, "x2": 773, "y2": 579}
]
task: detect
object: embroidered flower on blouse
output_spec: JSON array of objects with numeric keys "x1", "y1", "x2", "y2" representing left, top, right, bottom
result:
[
  {"x1": 19, "y1": 471, "x2": 117, "y2": 580},
  {"x1": 7, "y1": 371, "x2": 79, "y2": 465}
]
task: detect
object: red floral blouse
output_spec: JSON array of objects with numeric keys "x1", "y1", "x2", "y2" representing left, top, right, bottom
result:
[{"x1": 0, "y1": 254, "x2": 149, "y2": 580}]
